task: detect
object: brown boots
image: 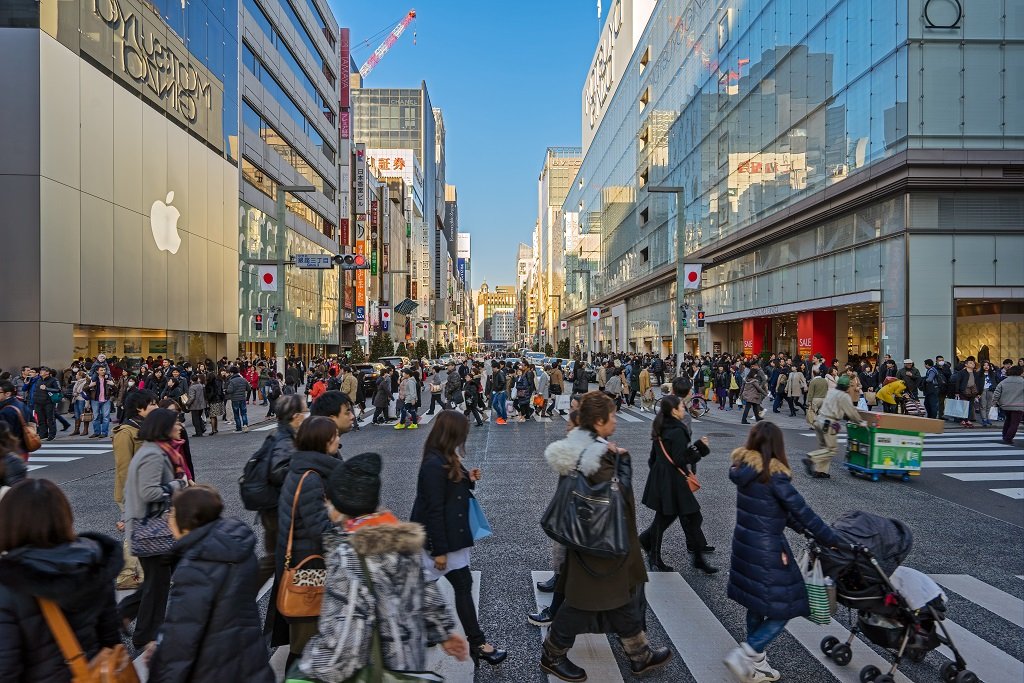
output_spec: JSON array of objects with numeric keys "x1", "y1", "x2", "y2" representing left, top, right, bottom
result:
[{"x1": 621, "y1": 631, "x2": 673, "y2": 676}]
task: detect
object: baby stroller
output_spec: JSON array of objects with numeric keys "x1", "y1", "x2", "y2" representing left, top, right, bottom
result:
[{"x1": 809, "y1": 511, "x2": 977, "y2": 683}]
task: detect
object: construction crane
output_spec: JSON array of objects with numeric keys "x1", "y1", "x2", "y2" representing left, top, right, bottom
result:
[{"x1": 358, "y1": 9, "x2": 416, "y2": 79}]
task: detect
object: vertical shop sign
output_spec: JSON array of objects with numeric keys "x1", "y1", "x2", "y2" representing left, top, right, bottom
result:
[
  {"x1": 339, "y1": 28, "x2": 350, "y2": 109},
  {"x1": 370, "y1": 200, "x2": 378, "y2": 276},
  {"x1": 355, "y1": 223, "x2": 366, "y2": 321},
  {"x1": 355, "y1": 144, "x2": 367, "y2": 214}
]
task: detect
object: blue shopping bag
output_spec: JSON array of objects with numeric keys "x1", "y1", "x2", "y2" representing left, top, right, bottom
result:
[{"x1": 468, "y1": 496, "x2": 492, "y2": 541}]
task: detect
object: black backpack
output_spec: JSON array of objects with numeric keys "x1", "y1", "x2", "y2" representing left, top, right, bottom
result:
[{"x1": 239, "y1": 434, "x2": 287, "y2": 511}]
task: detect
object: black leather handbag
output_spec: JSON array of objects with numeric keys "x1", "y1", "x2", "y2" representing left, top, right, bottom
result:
[{"x1": 541, "y1": 450, "x2": 630, "y2": 558}]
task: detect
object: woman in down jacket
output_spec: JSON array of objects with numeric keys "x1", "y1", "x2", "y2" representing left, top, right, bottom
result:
[
  {"x1": 148, "y1": 486, "x2": 273, "y2": 683},
  {"x1": 723, "y1": 421, "x2": 843, "y2": 683}
]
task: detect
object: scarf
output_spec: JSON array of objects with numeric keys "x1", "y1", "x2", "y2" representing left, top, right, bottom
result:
[
  {"x1": 157, "y1": 439, "x2": 192, "y2": 481},
  {"x1": 344, "y1": 510, "x2": 400, "y2": 533}
]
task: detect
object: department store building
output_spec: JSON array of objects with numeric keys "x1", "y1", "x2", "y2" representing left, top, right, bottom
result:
[
  {"x1": 563, "y1": 0, "x2": 1023, "y2": 364},
  {"x1": 0, "y1": 0, "x2": 240, "y2": 369}
]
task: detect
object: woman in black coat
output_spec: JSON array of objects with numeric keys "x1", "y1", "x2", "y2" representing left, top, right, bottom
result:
[
  {"x1": 275, "y1": 416, "x2": 341, "y2": 663},
  {"x1": 723, "y1": 421, "x2": 843, "y2": 682},
  {"x1": 638, "y1": 394, "x2": 715, "y2": 574},
  {"x1": 410, "y1": 410, "x2": 506, "y2": 667},
  {"x1": 149, "y1": 487, "x2": 273, "y2": 682},
  {"x1": 0, "y1": 479, "x2": 123, "y2": 682}
]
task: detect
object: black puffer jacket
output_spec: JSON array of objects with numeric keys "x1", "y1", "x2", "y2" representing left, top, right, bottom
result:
[
  {"x1": 149, "y1": 518, "x2": 273, "y2": 683},
  {"x1": 276, "y1": 450, "x2": 340, "y2": 580},
  {"x1": 410, "y1": 449, "x2": 475, "y2": 557},
  {"x1": 0, "y1": 533, "x2": 122, "y2": 682},
  {"x1": 2, "y1": 453, "x2": 27, "y2": 487}
]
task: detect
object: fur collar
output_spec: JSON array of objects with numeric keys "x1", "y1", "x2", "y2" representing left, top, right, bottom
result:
[
  {"x1": 348, "y1": 521, "x2": 425, "y2": 556},
  {"x1": 544, "y1": 428, "x2": 607, "y2": 476},
  {"x1": 730, "y1": 447, "x2": 792, "y2": 476}
]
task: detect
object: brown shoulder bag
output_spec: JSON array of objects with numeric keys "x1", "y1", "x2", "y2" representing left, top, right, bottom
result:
[
  {"x1": 658, "y1": 438, "x2": 700, "y2": 492},
  {"x1": 37, "y1": 598, "x2": 139, "y2": 683},
  {"x1": 276, "y1": 470, "x2": 327, "y2": 618}
]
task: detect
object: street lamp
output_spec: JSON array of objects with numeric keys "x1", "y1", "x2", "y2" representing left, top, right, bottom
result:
[
  {"x1": 275, "y1": 185, "x2": 316, "y2": 372},
  {"x1": 571, "y1": 269, "x2": 592, "y2": 361}
]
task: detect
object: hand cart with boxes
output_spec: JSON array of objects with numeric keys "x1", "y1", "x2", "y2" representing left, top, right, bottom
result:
[{"x1": 844, "y1": 412, "x2": 944, "y2": 482}]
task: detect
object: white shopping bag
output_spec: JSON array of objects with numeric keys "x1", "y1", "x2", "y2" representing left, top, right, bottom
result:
[
  {"x1": 989, "y1": 406, "x2": 999, "y2": 421},
  {"x1": 799, "y1": 551, "x2": 834, "y2": 625},
  {"x1": 857, "y1": 397, "x2": 869, "y2": 411},
  {"x1": 554, "y1": 394, "x2": 571, "y2": 411}
]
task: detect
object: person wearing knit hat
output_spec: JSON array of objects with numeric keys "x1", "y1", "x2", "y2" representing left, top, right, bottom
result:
[
  {"x1": 298, "y1": 452, "x2": 469, "y2": 680},
  {"x1": 804, "y1": 375, "x2": 867, "y2": 479}
]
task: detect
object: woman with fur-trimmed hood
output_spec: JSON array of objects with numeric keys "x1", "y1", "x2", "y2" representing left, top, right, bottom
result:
[
  {"x1": 723, "y1": 422, "x2": 842, "y2": 683},
  {"x1": 539, "y1": 392, "x2": 671, "y2": 683},
  {"x1": 295, "y1": 453, "x2": 468, "y2": 682}
]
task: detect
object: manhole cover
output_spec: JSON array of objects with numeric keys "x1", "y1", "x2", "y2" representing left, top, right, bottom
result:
[{"x1": 703, "y1": 432, "x2": 734, "y2": 437}]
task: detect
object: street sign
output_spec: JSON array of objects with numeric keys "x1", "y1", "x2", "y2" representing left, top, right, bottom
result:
[{"x1": 294, "y1": 253, "x2": 333, "y2": 269}]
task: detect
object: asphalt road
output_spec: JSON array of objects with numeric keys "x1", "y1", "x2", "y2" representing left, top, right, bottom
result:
[{"x1": 44, "y1": 388, "x2": 1024, "y2": 683}]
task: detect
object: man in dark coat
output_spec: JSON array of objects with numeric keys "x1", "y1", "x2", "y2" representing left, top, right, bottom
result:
[{"x1": 32, "y1": 367, "x2": 62, "y2": 441}]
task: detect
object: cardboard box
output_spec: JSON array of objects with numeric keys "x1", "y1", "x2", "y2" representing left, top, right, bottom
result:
[{"x1": 857, "y1": 411, "x2": 945, "y2": 434}]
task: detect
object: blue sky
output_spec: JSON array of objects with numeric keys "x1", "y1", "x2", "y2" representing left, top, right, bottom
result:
[{"x1": 328, "y1": 0, "x2": 604, "y2": 289}]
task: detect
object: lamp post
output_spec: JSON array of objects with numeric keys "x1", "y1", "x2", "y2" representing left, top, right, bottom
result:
[
  {"x1": 571, "y1": 269, "x2": 592, "y2": 361},
  {"x1": 275, "y1": 185, "x2": 316, "y2": 373}
]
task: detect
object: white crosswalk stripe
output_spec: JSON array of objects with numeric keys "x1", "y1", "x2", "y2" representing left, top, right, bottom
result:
[
  {"x1": 426, "y1": 571, "x2": 481, "y2": 681},
  {"x1": 26, "y1": 442, "x2": 112, "y2": 472},
  {"x1": 522, "y1": 568, "x2": 1021, "y2": 683},
  {"x1": 621, "y1": 406, "x2": 654, "y2": 421},
  {"x1": 993, "y1": 487, "x2": 1024, "y2": 499}
]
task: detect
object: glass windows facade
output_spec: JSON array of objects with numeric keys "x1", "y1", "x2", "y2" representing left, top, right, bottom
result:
[
  {"x1": 243, "y1": 100, "x2": 335, "y2": 200},
  {"x1": 351, "y1": 89, "x2": 424, "y2": 153},
  {"x1": 277, "y1": 0, "x2": 332, "y2": 84},
  {"x1": 241, "y1": 158, "x2": 335, "y2": 239},
  {"x1": 243, "y1": 42, "x2": 335, "y2": 164}
]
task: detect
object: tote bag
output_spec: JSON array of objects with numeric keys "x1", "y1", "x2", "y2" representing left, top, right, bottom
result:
[
  {"x1": 800, "y1": 551, "x2": 835, "y2": 625},
  {"x1": 943, "y1": 398, "x2": 971, "y2": 419},
  {"x1": 468, "y1": 496, "x2": 492, "y2": 541}
]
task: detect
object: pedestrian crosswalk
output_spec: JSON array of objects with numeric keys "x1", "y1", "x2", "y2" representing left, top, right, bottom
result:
[
  {"x1": 521, "y1": 568, "x2": 1021, "y2": 683},
  {"x1": 828, "y1": 429, "x2": 1023, "y2": 499},
  {"x1": 26, "y1": 441, "x2": 112, "y2": 472}
]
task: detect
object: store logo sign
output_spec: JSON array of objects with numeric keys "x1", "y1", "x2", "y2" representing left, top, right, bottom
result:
[
  {"x1": 150, "y1": 191, "x2": 182, "y2": 254},
  {"x1": 92, "y1": 0, "x2": 213, "y2": 123},
  {"x1": 585, "y1": 0, "x2": 623, "y2": 130}
]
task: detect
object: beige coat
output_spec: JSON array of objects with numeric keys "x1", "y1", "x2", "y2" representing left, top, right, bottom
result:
[{"x1": 786, "y1": 371, "x2": 808, "y2": 397}]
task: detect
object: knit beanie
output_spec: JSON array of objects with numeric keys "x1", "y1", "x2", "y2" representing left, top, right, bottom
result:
[{"x1": 327, "y1": 452, "x2": 382, "y2": 517}]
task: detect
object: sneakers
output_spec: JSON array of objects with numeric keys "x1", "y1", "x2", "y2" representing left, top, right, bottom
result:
[
  {"x1": 242, "y1": 425, "x2": 249, "y2": 433},
  {"x1": 724, "y1": 644, "x2": 781, "y2": 682},
  {"x1": 394, "y1": 423, "x2": 407, "y2": 430},
  {"x1": 495, "y1": 418, "x2": 507, "y2": 425},
  {"x1": 408, "y1": 423, "x2": 419, "y2": 429}
]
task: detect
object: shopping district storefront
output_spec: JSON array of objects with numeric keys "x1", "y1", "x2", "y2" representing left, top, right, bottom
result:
[{"x1": 561, "y1": 0, "x2": 1023, "y2": 364}]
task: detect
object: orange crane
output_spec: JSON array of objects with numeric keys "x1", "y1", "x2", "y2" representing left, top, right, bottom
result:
[{"x1": 358, "y1": 9, "x2": 417, "y2": 79}]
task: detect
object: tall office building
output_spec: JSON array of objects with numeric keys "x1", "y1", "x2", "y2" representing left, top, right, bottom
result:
[
  {"x1": 238, "y1": 0, "x2": 342, "y2": 360},
  {"x1": 351, "y1": 83, "x2": 444, "y2": 343},
  {"x1": 563, "y1": 0, "x2": 1024, "y2": 362},
  {"x1": 536, "y1": 147, "x2": 582, "y2": 345},
  {"x1": 0, "y1": 0, "x2": 240, "y2": 368}
]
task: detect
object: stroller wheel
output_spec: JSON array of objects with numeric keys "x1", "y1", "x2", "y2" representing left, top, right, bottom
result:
[
  {"x1": 859, "y1": 664, "x2": 881, "y2": 682},
  {"x1": 830, "y1": 643, "x2": 853, "y2": 666},
  {"x1": 820, "y1": 636, "x2": 840, "y2": 655},
  {"x1": 954, "y1": 672, "x2": 978, "y2": 683},
  {"x1": 875, "y1": 675, "x2": 895, "y2": 683},
  {"x1": 907, "y1": 648, "x2": 927, "y2": 663}
]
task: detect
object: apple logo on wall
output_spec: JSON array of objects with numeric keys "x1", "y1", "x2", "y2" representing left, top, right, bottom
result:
[{"x1": 150, "y1": 191, "x2": 182, "y2": 254}]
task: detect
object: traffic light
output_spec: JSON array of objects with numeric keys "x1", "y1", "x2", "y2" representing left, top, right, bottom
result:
[
  {"x1": 271, "y1": 311, "x2": 279, "y2": 331},
  {"x1": 697, "y1": 310, "x2": 706, "y2": 328},
  {"x1": 335, "y1": 254, "x2": 370, "y2": 270},
  {"x1": 254, "y1": 313, "x2": 264, "y2": 331}
]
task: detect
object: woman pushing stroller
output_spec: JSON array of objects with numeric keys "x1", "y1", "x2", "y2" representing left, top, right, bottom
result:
[{"x1": 724, "y1": 421, "x2": 845, "y2": 683}]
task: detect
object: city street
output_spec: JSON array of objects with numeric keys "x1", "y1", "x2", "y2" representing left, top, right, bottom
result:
[{"x1": 47, "y1": 390, "x2": 1024, "y2": 683}]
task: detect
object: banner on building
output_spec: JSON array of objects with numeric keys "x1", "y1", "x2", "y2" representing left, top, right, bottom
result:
[
  {"x1": 355, "y1": 144, "x2": 367, "y2": 215},
  {"x1": 683, "y1": 264, "x2": 703, "y2": 289},
  {"x1": 381, "y1": 307, "x2": 391, "y2": 332},
  {"x1": 355, "y1": 238, "x2": 366, "y2": 321},
  {"x1": 589, "y1": 307, "x2": 601, "y2": 321},
  {"x1": 560, "y1": 320, "x2": 568, "y2": 330},
  {"x1": 457, "y1": 258, "x2": 466, "y2": 284},
  {"x1": 339, "y1": 28, "x2": 350, "y2": 109}
]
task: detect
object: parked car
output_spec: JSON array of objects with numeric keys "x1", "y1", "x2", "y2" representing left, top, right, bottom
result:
[{"x1": 353, "y1": 362, "x2": 386, "y2": 397}]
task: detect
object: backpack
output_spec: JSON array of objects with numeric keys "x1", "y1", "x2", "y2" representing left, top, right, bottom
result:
[
  {"x1": 515, "y1": 375, "x2": 530, "y2": 399},
  {"x1": 326, "y1": 376, "x2": 342, "y2": 391},
  {"x1": 927, "y1": 368, "x2": 946, "y2": 392},
  {"x1": 239, "y1": 434, "x2": 288, "y2": 511},
  {"x1": 266, "y1": 379, "x2": 282, "y2": 401}
]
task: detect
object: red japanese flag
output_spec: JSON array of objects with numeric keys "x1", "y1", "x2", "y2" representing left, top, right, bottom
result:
[
  {"x1": 683, "y1": 264, "x2": 703, "y2": 289},
  {"x1": 590, "y1": 307, "x2": 601, "y2": 321},
  {"x1": 258, "y1": 266, "x2": 277, "y2": 292}
]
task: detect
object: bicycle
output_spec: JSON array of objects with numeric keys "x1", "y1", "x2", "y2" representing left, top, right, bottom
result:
[{"x1": 688, "y1": 395, "x2": 710, "y2": 418}]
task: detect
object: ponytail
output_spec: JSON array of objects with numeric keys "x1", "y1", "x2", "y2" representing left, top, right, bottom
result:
[{"x1": 651, "y1": 394, "x2": 681, "y2": 440}]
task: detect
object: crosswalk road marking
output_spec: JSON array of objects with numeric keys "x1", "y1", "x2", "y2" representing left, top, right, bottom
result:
[
  {"x1": 646, "y1": 571, "x2": 736, "y2": 681},
  {"x1": 426, "y1": 570, "x2": 480, "y2": 681},
  {"x1": 27, "y1": 442, "x2": 112, "y2": 472},
  {"x1": 993, "y1": 487, "x2": 1024, "y2": 499},
  {"x1": 532, "y1": 571, "x2": 625, "y2": 683},
  {"x1": 615, "y1": 410, "x2": 643, "y2": 423},
  {"x1": 944, "y1": 471, "x2": 1024, "y2": 481},
  {"x1": 785, "y1": 617, "x2": 913, "y2": 683},
  {"x1": 621, "y1": 406, "x2": 654, "y2": 421},
  {"x1": 930, "y1": 574, "x2": 1024, "y2": 628},
  {"x1": 921, "y1": 459, "x2": 1024, "y2": 468},
  {"x1": 938, "y1": 618, "x2": 1024, "y2": 683}
]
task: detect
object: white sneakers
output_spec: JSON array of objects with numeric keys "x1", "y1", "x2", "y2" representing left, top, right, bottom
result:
[{"x1": 723, "y1": 643, "x2": 781, "y2": 682}]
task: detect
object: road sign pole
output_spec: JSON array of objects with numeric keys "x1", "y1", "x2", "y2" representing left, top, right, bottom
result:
[{"x1": 275, "y1": 188, "x2": 287, "y2": 373}]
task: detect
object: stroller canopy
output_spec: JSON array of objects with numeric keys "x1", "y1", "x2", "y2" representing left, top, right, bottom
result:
[{"x1": 818, "y1": 510, "x2": 914, "y2": 577}]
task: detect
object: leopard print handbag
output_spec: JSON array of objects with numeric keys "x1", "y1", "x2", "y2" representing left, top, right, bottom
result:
[{"x1": 277, "y1": 470, "x2": 326, "y2": 618}]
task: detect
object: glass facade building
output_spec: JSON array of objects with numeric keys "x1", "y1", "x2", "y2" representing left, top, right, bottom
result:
[
  {"x1": 564, "y1": 0, "x2": 1023, "y2": 363},
  {"x1": 238, "y1": 0, "x2": 341, "y2": 357},
  {"x1": 0, "y1": 0, "x2": 241, "y2": 368}
]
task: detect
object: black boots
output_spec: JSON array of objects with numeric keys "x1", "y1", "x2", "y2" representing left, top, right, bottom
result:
[
  {"x1": 693, "y1": 551, "x2": 719, "y2": 575},
  {"x1": 471, "y1": 644, "x2": 508, "y2": 667},
  {"x1": 536, "y1": 573, "x2": 558, "y2": 593},
  {"x1": 541, "y1": 638, "x2": 587, "y2": 682},
  {"x1": 645, "y1": 525, "x2": 674, "y2": 572},
  {"x1": 621, "y1": 631, "x2": 673, "y2": 676}
]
